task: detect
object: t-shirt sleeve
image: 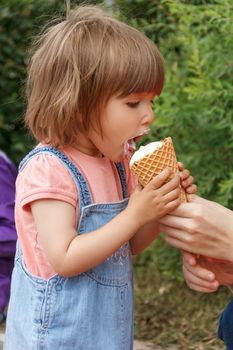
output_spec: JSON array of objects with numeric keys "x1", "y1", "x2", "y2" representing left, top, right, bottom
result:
[{"x1": 17, "y1": 152, "x2": 78, "y2": 209}]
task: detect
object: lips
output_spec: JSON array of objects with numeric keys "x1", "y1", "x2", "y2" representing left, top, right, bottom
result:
[
  {"x1": 132, "y1": 129, "x2": 150, "y2": 144},
  {"x1": 124, "y1": 129, "x2": 150, "y2": 156}
]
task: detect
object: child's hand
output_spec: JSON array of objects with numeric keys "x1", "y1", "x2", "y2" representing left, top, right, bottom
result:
[
  {"x1": 182, "y1": 251, "x2": 219, "y2": 293},
  {"x1": 127, "y1": 168, "x2": 181, "y2": 227},
  {"x1": 178, "y1": 162, "x2": 197, "y2": 194}
]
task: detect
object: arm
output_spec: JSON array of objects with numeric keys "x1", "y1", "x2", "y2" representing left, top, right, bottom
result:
[
  {"x1": 160, "y1": 195, "x2": 233, "y2": 261},
  {"x1": 31, "y1": 168, "x2": 180, "y2": 277}
]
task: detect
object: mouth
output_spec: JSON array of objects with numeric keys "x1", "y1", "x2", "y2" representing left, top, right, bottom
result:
[{"x1": 124, "y1": 129, "x2": 150, "y2": 156}]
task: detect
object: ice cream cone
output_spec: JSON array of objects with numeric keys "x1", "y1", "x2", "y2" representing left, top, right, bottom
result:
[{"x1": 130, "y1": 137, "x2": 187, "y2": 202}]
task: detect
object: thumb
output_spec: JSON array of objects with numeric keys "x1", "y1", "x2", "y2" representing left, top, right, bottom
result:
[
  {"x1": 182, "y1": 250, "x2": 197, "y2": 266},
  {"x1": 187, "y1": 194, "x2": 202, "y2": 203}
]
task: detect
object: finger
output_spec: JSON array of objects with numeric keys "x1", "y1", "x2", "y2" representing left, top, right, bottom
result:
[
  {"x1": 183, "y1": 260, "x2": 216, "y2": 283},
  {"x1": 147, "y1": 168, "x2": 171, "y2": 190},
  {"x1": 159, "y1": 216, "x2": 192, "y2": 232},
  {"x1": 178, "y1": 162, "x2": 184, "y2": 171},
  {"x1": 185, "y1": 184, "x2": 198, "y2": 194},
  {"x1": 182, "y1": 250, "x2": 197, "y2": 266},
  {"x1": 164, "y1": 233, "x2": 195, "y2": 252},
  {"x1": 185, "y1": 283, "x2": 218, "y2": 293},
  {"x1": 163, "y1": 198, "x2": 180, "y2": 213},
  {"x1": 162, "y1": 187, "x2": 181, "y2": 203},
  {"x1": 183, "y1": 264, "x2": 219, "y2": 288},
  {"x1": 181, "y1": 175, "x2": 194, "y2": 187},
  {"x1": 159, "y1": 174, "x2": 180, "y2": 195},
  {"x1": 183, "y1": 266, "x2": 219, "y2": 293},
  {"x1": 180, "y1": 169, "x2": 190, "y2": 181},
  {"x1": 161, "y1": 202, "x2": 195, "y2": 218}
]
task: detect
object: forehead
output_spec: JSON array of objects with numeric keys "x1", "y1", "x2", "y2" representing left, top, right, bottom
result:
[{"x1": 126, "y1": 92, "x2": 157, "y2": 100}]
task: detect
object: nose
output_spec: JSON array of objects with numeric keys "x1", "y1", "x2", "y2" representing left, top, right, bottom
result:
[{"x1": 143, "y1": 103, "x2": 154, "y2": 125}]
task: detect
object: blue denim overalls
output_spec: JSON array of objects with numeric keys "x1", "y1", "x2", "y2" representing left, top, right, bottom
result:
[{"x1": 4, "y1": 147, "x2": 134, "y2": 350}]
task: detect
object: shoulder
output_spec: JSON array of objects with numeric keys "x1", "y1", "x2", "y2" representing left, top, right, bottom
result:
[{"x1": 17, "y1": 148, "x2": 77, "y2": 208}]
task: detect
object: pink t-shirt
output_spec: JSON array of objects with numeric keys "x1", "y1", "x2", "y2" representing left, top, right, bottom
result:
[{"x1": 15, "y1": 146, "x2": 137, "y2": 279}]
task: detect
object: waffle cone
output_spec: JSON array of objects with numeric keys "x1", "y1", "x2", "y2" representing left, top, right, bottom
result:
[{"x1": 131, "y1": 137, "x2": 187, "y2": 202}]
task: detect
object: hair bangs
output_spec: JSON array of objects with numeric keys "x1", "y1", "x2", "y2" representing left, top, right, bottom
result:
[{"x1": 100, "y1": 26, "x2": 165, "y2": 100}]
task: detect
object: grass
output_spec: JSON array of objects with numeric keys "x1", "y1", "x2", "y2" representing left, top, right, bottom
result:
[{"x1": 134, "y1": 260, "x2": 230, "y2": 350}]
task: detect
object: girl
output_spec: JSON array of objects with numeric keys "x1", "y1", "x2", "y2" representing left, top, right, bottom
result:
[{"x1": 4, "y1": 4, "x2": 196, "y2": 349}]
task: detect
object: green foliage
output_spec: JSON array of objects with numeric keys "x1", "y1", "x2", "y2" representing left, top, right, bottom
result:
[
  {"x1": 115, "y1": 0, "x2": 233, "y2": 208},
  {"x1": 1, "y1": 1, "x2": 233, "y2": 345},
  {"x1": 114, "y1": 0, "x2": 233, "y2": 282},
  {"x1": 1, "y1": 0, "x2": 233, "y2": 285},
  {"x1": 0, "y1": 1, "x2": 61, "y2": 163},
  {"x1": 0, "y1": 0, "x2": 103, "y2": 163}
]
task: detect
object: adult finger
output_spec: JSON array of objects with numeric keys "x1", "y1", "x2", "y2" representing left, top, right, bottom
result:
[
  {"x1": 183, "y1": 265, "x2": 219, "y2": 293},
  {"x1": 182, "y1": 251, "x2": 197, "y2": 266},
  {"x1": 185, "y1": 184, "x2": 198, "y2": 194},
  {"x1": 183, "y1": 257, "x2": 216, "y2": 283},
  {"x1": 180, "y1": 169, "x2": 190, "y2": 181},
  {"x1": 181, "y1": 175, "x2": 194, "y2": 188},
  {"x1": 177, "y1": 162, "x2": 184, "y2": 171},
  {"x1": 164, "y1": 232, "x2": 196, "y2": 252},
  {"x1": 159, "y1": 215, "x2": 192, "y2": 231},
  {"x1": 162, "y1": 201, "x2": 197, "y2": 218}
]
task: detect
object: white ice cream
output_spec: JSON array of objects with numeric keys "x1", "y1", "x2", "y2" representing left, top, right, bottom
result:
[{"x1": 130, "y1": 141, "x2": 163, "y2": 168}]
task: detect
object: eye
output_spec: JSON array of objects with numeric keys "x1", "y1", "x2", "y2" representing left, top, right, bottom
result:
[{"x1": 127, "y1": 101, "x2": 140, "y2": 108}]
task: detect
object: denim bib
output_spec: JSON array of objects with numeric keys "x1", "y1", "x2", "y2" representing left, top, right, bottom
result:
[{"x1": 4, "y1": 147, "x2": 134, "y2": 350}]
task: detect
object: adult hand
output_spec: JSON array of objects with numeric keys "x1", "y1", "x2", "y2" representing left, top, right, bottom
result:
[
  {"x1": 182, "y1": 251, "x2": 219, "y2": 292},
  {"x1": 159, "y1": 195, "x2": 233, "y2": 262}
]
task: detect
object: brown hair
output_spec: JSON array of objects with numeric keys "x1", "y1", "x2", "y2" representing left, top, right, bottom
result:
[{"x1": 25, "y1": 5, "x2": 165, "y2": 147}]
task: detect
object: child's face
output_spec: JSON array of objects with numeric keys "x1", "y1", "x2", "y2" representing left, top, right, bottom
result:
[{"x1": 85, "y1": 92, "x2": 156, "y2": 162}]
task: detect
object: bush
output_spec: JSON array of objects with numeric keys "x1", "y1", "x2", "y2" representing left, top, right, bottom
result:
[
  {"x1": 114, "y1": 0, "x2": 233, "y2": 280},
  {"x1": 115, "y1": 0, "x2": 233, "y2": 207},
  {"x1": 0, "y1": 0, "x2": 102, "y2": 163},
  {"x1": 1, "y1": 0, "x2": 232, "y2": 282}
]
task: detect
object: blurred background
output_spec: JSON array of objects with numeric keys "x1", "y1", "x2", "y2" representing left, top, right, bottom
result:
[{"x1": 0, "y1": 0, "x2": 232, "y2": 348}]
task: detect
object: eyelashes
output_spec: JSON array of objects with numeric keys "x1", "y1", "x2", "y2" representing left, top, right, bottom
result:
[
  {"x1": 127, "y1": 100, "x2": 154, "y2": 108},
  {"x1": 126, "y1": 102, "x2": 140, "y2": 108}
]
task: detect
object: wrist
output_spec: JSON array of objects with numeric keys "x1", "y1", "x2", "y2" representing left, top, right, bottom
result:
[{"x1": 123, "y1": 206, "x2": 144, "y2": 232}]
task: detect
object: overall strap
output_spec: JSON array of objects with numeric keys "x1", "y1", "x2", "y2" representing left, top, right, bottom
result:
[
  {"x1": 115, "y1": 162, "x2": 128, "y2": 199},
  {"x1": 18, "y1": 146, "x2": 93, "y2": 208}
]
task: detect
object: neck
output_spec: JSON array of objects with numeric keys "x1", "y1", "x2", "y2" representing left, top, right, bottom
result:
[{"x1": 72, "y1": 135, "x2": 103, "y2": 158}]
